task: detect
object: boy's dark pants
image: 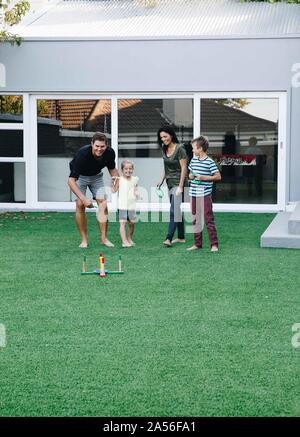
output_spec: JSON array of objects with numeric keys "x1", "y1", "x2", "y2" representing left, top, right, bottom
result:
[{"x1": 191, "y1": 195, "x2": 218, "y2": 248}]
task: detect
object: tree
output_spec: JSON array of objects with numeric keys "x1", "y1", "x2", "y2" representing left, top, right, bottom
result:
[
  {"x1": 0, "y1": 95, "x2": 22, "y2": 114},
  {"x1": 214, "y1": 99, "x2": 249, "y2": 110},
  {"x1": 0, "y1": 0, "x2": 30, "y2": 45},
  {"x1": 137, "y1": 0, "x2": 157, "y2": 7},
  {"x1": 0, "y1": 95, "x2": 50, "y2": 117},
  {"x1": 244, "y1": 1, "x2": 300, "y2": 3}
]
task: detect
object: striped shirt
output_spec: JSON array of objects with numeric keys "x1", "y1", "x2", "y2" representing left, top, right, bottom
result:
[{"x1": 188, "y1": 156, "x2": 219, "y2": 197}]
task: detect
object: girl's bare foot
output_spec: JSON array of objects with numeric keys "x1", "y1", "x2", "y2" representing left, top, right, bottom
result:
[
  {"x1": 122, "y1": 241, "x2": 132, "y2": 248},
  {"x1": 128, "y1": 240, "x2": 136, "y2": 246},
  {"x1": 101, "y1": 239, "x2": 114, "y2": 247},
  {"x1": 79, "y1": 241, "x2": 88, "y2": 248}
]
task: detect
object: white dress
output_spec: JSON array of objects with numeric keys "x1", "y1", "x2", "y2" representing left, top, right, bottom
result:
[{"x1": 118, "y1": 176, "x2": 139, "y2": 211}]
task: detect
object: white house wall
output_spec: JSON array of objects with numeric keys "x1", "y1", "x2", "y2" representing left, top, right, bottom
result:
[
  {"x1": 1, "y1": 39, "x2": 299, "y2": 92},
  {"x1": 290, "y1": 86, "x2": 300, "y2": 202},
  {"x1": 1, "y1": 37, "x2": 300, "y2": 202}
]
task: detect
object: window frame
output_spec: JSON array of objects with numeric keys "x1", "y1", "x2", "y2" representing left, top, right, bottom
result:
[{"x1": 0, "y1": 92, "x2": 286, "y2": 212}]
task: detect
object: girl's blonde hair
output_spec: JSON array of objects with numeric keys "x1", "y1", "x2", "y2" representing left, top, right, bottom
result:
[{"x1": 121, "y1": 159, "x2": 134, "y2": 170}]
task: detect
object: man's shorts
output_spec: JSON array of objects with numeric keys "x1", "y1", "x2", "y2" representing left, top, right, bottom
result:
[
  {"x1": 76, "y1": 172, "x2": 106, "y2": 200},
  {"x1": 118, "y1": 209, "x2": 137, "y2": 222}
]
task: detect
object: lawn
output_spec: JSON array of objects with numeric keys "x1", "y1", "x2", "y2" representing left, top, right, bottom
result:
[{"x1": 0, "y1": 211, "x2": 300, "y2": 417}]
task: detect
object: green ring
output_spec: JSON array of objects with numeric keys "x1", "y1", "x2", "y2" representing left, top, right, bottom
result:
[{"x1": 155, "y1": 187, "x2": 164, "y2": 198}]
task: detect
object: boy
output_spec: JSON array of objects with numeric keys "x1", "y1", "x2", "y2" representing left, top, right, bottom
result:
[{"x1": 187, "y1": 136, "x2": 221, "y2": 252}]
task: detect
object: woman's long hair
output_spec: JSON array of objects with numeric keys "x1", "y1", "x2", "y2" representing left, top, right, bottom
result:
[{"x1": 157, "y1": 124, "x2": 179, "y2": 154}]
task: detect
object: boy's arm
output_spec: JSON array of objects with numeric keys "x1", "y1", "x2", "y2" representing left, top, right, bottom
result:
[
  {"x1": 198, "y1": 171, "x2": 221, "y2": 182},
  {"x1": 188, "y1": 162, "x2": 194, "y2": 180}
]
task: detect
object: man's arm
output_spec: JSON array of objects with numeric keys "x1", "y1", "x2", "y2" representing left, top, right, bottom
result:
[{"x1": 68, "y1": 177, "x2": 93, "y2": 207}]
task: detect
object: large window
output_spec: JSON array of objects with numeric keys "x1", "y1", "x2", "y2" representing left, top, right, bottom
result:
[
  {"x1": 37, "y1": 99, "x2": 112, "y2": 202},
  {"x1": 118, "y1": 98, "x2": 193, "y2": 203},
  {"x1": 0, "y1": 95, "x2": 25, "y2": 203},
  {"x1": 200, "y1": 98, "x2": 278, "y2": 204},
  {"x1": 2, "y1": 93, "x2": 282, "y2": 210}
]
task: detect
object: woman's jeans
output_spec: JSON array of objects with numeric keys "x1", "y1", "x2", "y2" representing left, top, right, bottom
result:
[{"x1": 166, "y1": 188, "x2": 185, "y2": 241}]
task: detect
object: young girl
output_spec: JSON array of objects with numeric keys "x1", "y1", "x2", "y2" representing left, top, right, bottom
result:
[{"x1": 118, "y1": 160, "x2": 139, "y2": 247}]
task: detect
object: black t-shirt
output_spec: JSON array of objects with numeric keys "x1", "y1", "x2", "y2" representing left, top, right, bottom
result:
[{"x1": 69, "y1": 145, "x2": 116, "y2": 179}]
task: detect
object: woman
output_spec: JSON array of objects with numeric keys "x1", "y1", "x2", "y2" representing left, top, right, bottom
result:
[{"x1": 157, "y1": 124, "x2": 187, "y2": 247}]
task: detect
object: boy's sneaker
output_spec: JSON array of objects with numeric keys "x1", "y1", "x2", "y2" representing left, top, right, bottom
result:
[
  {"x1": 211, "y1": 246, "x2": 219, "y2": 252},
  {"x1": 186, "y1": 245, "x2": 201, "y2": 251}
]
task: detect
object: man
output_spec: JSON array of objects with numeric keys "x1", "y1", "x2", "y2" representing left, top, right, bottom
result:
[{"x1": 68, "y1": 132, "x2": 119, "y2": 248}]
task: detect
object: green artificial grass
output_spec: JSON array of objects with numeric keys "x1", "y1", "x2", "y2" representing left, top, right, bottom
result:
[{"x1": 0, "y1": 211, "x2": 300, "y2": 417}]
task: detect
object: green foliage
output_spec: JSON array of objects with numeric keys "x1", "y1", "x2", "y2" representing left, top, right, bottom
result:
[
  {"x1": 137, "y1": 0, "x2": 157, "y2": 7},
  {"x1": 0, "y1": 95, "x2": 49, "y2": 116},
  {"x1": 0, "y1": 0, "x2": 30, "y2": 45},
  {"x1": 215, "y1": 98, "x2": 249, "y2": 110},
  {"x1": 0, "y1": 95, "x2": 22, "y2": 114},
  {"x1": 37, "y1": 99, "x2": 50, "y2": 116},
  {"x1": 243, "y1": 1, "x2": 300, "y2": 3}
]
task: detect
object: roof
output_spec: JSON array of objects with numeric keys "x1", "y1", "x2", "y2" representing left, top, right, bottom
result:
[
  {"x1": 40, "y1": 99, "x2": 98, "y2": 129},
  {"x1": 14, "y1": 0, "x2": 300, "y2": 40}
]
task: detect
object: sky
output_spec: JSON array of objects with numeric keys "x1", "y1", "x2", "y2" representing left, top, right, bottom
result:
[{"x1": 240, "y1": 98, "x2": 279, "y2": 123}]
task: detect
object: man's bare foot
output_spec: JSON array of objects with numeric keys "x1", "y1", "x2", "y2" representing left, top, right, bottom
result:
[
  {"x1": 172, "y1": 238, "x2": 186, "y2": 243},
  {"x1": 163, "y1": 239, "x2": 172, "y2": 247},
  {"x1": 101, "y1": 239, "x2": 114, "y2": 247},
  {"x1": 79, "y1": 241, "x2": 88, "y2": 248}
]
